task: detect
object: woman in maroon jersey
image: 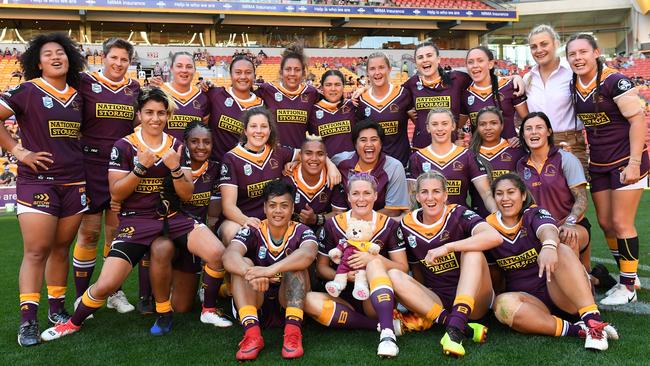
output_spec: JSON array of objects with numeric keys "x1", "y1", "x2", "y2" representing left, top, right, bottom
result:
[{"x1": 0, "y1": 33, "x2": 86, "y2": 347}]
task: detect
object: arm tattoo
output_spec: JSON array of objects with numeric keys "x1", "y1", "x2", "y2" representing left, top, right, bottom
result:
[
  {"x1": 569, "y1": 186, "x2": 588, "y2": 219},
  {"x1": 285, "y1": 270, "x2": 307, "y2": 309}
]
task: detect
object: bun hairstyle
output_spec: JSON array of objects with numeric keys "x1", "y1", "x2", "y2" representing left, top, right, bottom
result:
[{"x1": 280, "y1": 44, "x2": 307, "y2": 77}]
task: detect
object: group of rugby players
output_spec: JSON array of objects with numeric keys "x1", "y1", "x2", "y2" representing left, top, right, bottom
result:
[{"x1": 0, "y1": 23, "x2": 646, "y2": 360}]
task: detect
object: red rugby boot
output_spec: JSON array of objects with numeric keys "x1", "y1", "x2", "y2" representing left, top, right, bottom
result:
[
  {"x1": 236, "y1": 327, "x2": 264, "y2": 361},
  {"x1": 281, "y1": 324, "x2": 304, "y2": 359}
]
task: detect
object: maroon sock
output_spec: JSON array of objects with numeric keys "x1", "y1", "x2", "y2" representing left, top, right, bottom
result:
[
  {"x1": 446, "y1": 302, "x2": 471, "y2": 331},
  {"x1": 202, "y1": 267, "x2": 224, "y2": 309},
  {"x1": 370, "y1": 287, "x2": 395, "y2": 332},
  {"x1": 567, "y1": 322, "x2": 582, "y2": 337},
  {"x1": 20, "y1": 302, "x2": 38, "y2": 323},
  {"x1": 48, "y1": 297, "x2": 65, "y2": 315},
  {"x1": 73, "y1": 265, "x2": 94, "y2": 299},
  {"x1": 436, "y1": 308, "x2": 450, "y2": 325},
  {"x1": 71, "y1": 302, "x2": 99, "y2": 326},
  {"x1": 327, "y1": 302, "x2": 377, "y2": 330},
  {"x1": 138, "y1": 253, "x2": 152, "y2": 299}
]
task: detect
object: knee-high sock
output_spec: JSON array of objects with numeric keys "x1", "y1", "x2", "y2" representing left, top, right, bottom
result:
[
  {"x1": 71, "y1": 286, "x2": 106, "y2": 326},
  {"x1": 446, "y1": 294, "x2": 474, "y2": 331},
  {"x1": 138, "y1": 252, "x2": 151, "y2": 299},
  {"x1": 314, "y1": 299, "x2": 377, "y2": 330},
  {"x1": 618, "y1": 237, "x2": 639, "y2": 286},
  {"x1": 202, "y1": 265, "x2": 225, "y2": 309},
  {"x1": 19, "y1": 293, "x2": 40, "y2": 323},
  {"x1": 239, "y1": 305, "x2": 260, "y2": 331},
  {"x1": 578, "y1": 304, "x2": 602, "y2": 325},
  {"x1": 285, "y1": 307, "x2": 303, "y2": 329},
  {"x1": 155, "y1": 299, "x2": 173, "y2": 315},
  {"x1": 47, "y1": 285, "x2": 66, "y2": 314},
  {"x1": 73, "y1": 245, "x2": 97, "y2": 299},
  {"x1": 606, "y1": 237, "x2": 620, "y2": 268},
  {"x1": 369, "y1": 276, "x2": 395, "y2": 332},
  {"x1": 553, "y1": 316, "x2": 581, "y2": 337}
]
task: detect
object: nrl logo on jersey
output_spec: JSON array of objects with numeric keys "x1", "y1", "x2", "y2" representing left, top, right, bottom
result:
[
  {"x1": 316, "y1": 110, "x2": 324, "y2": 119},
  {"x1": 92, "y1": 83, "x2": 102, "y2": 94},
  {"x1": 416, "y1": 81, "x2": 423, "y2": 90},
  {"x1": 42, "y1": 96, "x2": 53, "y2": 109},
  {"x1": 408, "y1": 235, "x2": 417, "y2": 248},
  {"x1": 422, "y1": 162, "x2": 431, "y2": 172},
  {"x1": 258, "y1": 246, "x2": 267, "y2": 259},
  {"x1": 275, "y1": 92, "x2": 283, "y2": 102},
  {"x1": 364, "y1": 107, "x2": 371, "y2": 117},
  {"x1": 110, "y1": 147, "x2": 119, "y2": 161},
  {"x1": 467, "y1": 95, "x2": 475, "y2": 106},
  {"x1": 225, "y1": 97, "x2": 234, "y2": 107},
  {"x1": 244, "y1": 164, "x2": 253, "y2": 176}
]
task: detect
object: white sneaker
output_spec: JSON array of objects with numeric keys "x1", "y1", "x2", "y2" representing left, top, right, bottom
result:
[
  {"x1": 73, "y1": 297, "x2": 94, "y2": 319},
  {"x1": 583, "y1": 319, "x2": 609, "y2": 351},
  {"x1": 635, "y1": 275, "x2": 641, "y2": 290},
  {"x1": 200, "y1": 308, "x2": 233, "y2": 328},
  {"x1": 600, "y1": 284, "x2": 637, "y2": 306},
  {"x1": 377, "y1": 328, "x2": 399, "y2": 358},
  {"x1": 106, "y1": 290, "x2": 135, "y2": 313},
  {"x1": 575, "y1": 320, "x2": 619, "y2": 341}
]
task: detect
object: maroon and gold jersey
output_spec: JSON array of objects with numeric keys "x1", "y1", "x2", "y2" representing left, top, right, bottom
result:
[
  {"x1": 283, "y1": 164, "x2": 333, "y2": 218},
  {"x1": 108, "y1": 130, "x2": 189, "y2": 216},
  {"x1": 402, "y1": 72, "x2": 472, "y2": 149},
  {"x1": 219, "y1": 144, "x2": 297, "y2": 219},
  {"x1": 572, "y1": 67, "x2": 648, "y2": 171},
  {"x1": 308, "y1": 99, "x2": 356, "y2": 157},
  {"x1": 317, "y1": 210, "x2": 406, "y2": 257},
  {"x1": 357, "y1": 85, "x2": 413, "y2": 166},
  {"x1": 161, "y1": 83, "x2": 210, "y2": 140},
  {"x1": 486, "y1": 207, "x2": 557, "y2": 294},
  {"x1": 256, "y1": 82, "x2": 319, "y2": 149},
  {"x1": 460, "y1": 78, "x2": 527, "y2": 139},
  {"x1": 233, "y1": 220, "x2": 317, "y2": 268},
  {"x1": 401, "y1": 205, "x2": 485, "y2": 304},
  {"x1": 207, "y1": 87, "x2": 264, "y2": 161},
  {"x1": 182, "y1": 160, "x2": 219, "y2": 223},
  {"x1": 470, "y1": 139, "x2": 524, "y2": 217},
  {"x1": 79, "y1": 71, "x2": 140, "y2": 163},
  {"x1": 0, "y1": 78, "x2": 84, "y2": 184},
  {"x1": 408, "y1": 145, "x2": 487, "y2": 206}
]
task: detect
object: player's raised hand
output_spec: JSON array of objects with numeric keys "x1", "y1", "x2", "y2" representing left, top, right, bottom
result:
[
  {"x1": 137, "y1": 146, "x2": 156, "y2": 168},
  {"x1": 299, "y1": 204, "x2": 316, "y2": 225},
  {"x1": 162, "y1": 144, "x2": 183, "y2": 170}
]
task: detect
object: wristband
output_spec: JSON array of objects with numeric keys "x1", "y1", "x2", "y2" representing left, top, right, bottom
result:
[
  {"x1": 171, "y1": 165, "x2": 182, "y2": 173},
  {"x1": 172, "y1": 172, "x2": 184, "y2": 180},
  {"x1": 542, "y1": 239, "x2": 558, "y2": 248},
  {"x1": 316, "y1": 214, "x2": 325, "y2": 226},
  {"x1": 133, "y1": 163, "x2": 148, "y2": 178},
  {"x1": 10, "y1": 144, "x2": 30, "y2": 161}
]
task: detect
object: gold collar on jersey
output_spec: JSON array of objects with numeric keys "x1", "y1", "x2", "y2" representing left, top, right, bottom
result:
[
  {"x1": 420, "y1": 75, "x2": 442, "y2": 88},
  {"x1": 361, "y1": 85, "x2": 402, "y2": 111},
  {"x1": 260, "y1": 220, "x2": 299, "y2": 257},
  {"x1": 161, "y1": 83, "x2": 201, "y2": 105},
  {"x1": 227, "y1": 87, "x2": 264, "y2": 109},
  {"x1": 232, "y1": 144, "x2": 273, "y2": 168},
  {"x1": 486, "y1": 212, "x2": 522, "y2": 242},
  {"x1": 91, "y1": 71, "x2": 131, "y2": 91},
  {"x1": 402, "y1": 205, "x2": 456, "y2": 240},
  {"x1": 467, "y1": 77, "x2": 509, "y2": 101},
  {"x1": 192, "y1": 161, "x2": 209, "y2": 180},
  {"x1": 316, "y1": 99, "x2": 340, "y2": 113},
  {"x1": 333, "y1": 211, "x2": 390, "y2": 239},
  {"x1": 418, "y1": 145, "x2": 466, "y2": 168},
  {"x1": 271, "y1": 81, "x2": 307, "y2": 98},
  {"x1": 126, "y1": 131, "x2": 175, "y2": 159},
  {"x1": 480, "y1": 139, "x2": 510, "y2": 160},
  {"x1": 291, "y1": 165, "x2": 327, "y2": 200},
  {"x1": 575, "y1": 67, "x2": 617, "y2": 99},
  {"x1": 31, "y1": 78, "x2": 77, "y2": 105}
]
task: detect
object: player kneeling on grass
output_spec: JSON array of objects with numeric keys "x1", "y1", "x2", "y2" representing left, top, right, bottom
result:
[
  {"x1": 40, "y1": 88, "x2": 226, "y2": 341},
  {"x1": 223, "y1": 179, "x2": 318, "y2": 361},
  {"x1": 486, "y1": 174, "x2": 618, "y2": 351},
  {"x1": 388, "y1": 170, "x2": 502, "y2": 357}
]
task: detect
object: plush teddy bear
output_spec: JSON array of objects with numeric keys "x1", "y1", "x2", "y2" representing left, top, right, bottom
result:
[{"x1": 326, "y1": 217, "x2": 380, "y2": 300}]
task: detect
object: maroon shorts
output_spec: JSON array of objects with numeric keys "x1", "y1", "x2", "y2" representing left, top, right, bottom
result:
[
  {"x1": 112, "y1": 212, "x2": 197, "y2": 246},
  {"x1": 84, "y1": 160, "x2": 111, "y2": 214},
  {"x1": 172, "y1": 246, "x2": 203, "y2": 274},
  {"x1": 427, "y1": 285, "x2": 457, "y2": 311},
  {"x1": 589, "y1": 154, "x2": 650, "y2": 193},
  {"x1": 16, "y1": 182, "x2": 87, "y2": 217},
  {"x1": 529, "y1": 286, "x2": 577, "y2": 322}
]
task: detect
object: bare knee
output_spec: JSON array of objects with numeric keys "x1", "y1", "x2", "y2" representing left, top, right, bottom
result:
[
  {"x1": 493, "y1": 293, "x2": 524, "y2": 327},
  {"x1": 304, "y1": 292, "x2": 323, "y2": 317},
  {"x1": 23, "y1": 246, "x2": 50, "y2": 264},
  {"x1": 77, "y1": 218, "x2": 102, "y2": 247},
  {"x1": 150, "y1": 238, "x2": 175, "y2": 263},
  {"x1": 387, "y1": 269, "x2": 406, "y2": 292},
  {"x1": 91, "y1": 279, "x2": 121, "y2": 299}
]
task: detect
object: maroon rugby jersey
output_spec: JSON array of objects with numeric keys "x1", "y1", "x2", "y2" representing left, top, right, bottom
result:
[
  {"x1": 357, "y1": 85, "x2": 413, "y2": 166},
  {"x1": 517, "y1": 146, "x2": 587, "y2": 222},
  {"x1": 282, "y1": 164, "x2": 333, "y2": 223},
  {"x1": 460, "y1": 78, "x2": 527, "y2": 139},
  {"x1": 79, "y1": 71, "x2": 140, "y2": 163},
  {"x1": 161, "y1": 83, "x2": 210, "y2": 140},
  {"x1": 470, "y1": 139, "x2": 524, "y2": 217},
  {"x1": 219, "y1": 144, "x2": 297, "y2": 219},
  {"x1": 401, "y1": 205, "x2": 485, "y2": 307},
  {"x1": 256, "y1": 82, "x2": 319, "y2": 149},
  {"x1": 233, "y1": 220, "x2": 317, "y2": 268},
  {"x1": 317, "y1": 210, "x2": 405, "y2": 258},
  {"x1": 573, "y1": 67, "x2": 648, "y2": 171},
  {"x1": 408, "y1": 145, "x2": 487, "y2": 207},
  {"x1": 486, "y1": 207, "x2": 557, "y2": 294},
  {"x1": 207, "y1": 86, "x2": 264, "y2": 161},
  {"x1": 308, "y1": 99, "x2": 356, "y2": 157},
  {"x1": 108, "y1": 130, "x2": 189, "y2": 216},
  {"x1": 402, "y1": 72, "x2": 472, "y2": 149},
  {"x1": 182, "y1": 160, "x2": 219, "y2": 223},
  {"x1": 0, "y1": 78, "x2": 84, "y2": 184}
]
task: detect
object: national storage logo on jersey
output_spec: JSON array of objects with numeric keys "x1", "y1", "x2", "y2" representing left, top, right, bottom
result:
[
  {"x1": 135, "y1": 178, "x2": 165, "y2": 193},
  {"x1": 247, "y1": 179, "x2": 272, "y2": 198},
  {"x1": 415, "y1": 96, "x2": 451, "y2": 110},
  {"x1": 48, "y1": 120, "x2": 81, "y2": 138},
  {"x1": 577, "y1": 112, "x2": 610, "y2": 127},
  {"x1": 419, "y1": 252, "x2": 459, "y2": 274},
  {"x1": 276, "y1": 109, "x2": 308, "y2": 124},
  {"x1": 187, "y1": 191, "x2": 211, "y2": 207},
  {"x1": 379, "y1": 120, "x2": 398, "y2": 135},
  {"x1": 447, "y1": 180, "x2": 461, "y2": 195},
  {"x1": 496, "y1": 248, "x2": 538, "y2": 270},
  {"x1": 318, "y1": 120, "x2": 351, "y2": 137},
  {"x1": 167, "y1": 114, "x2": 202, "y2": 129},
  {"x1": 218, "y1": 115, "x2": 243, "y2": 134},
  {"x1": 95, "y1": 103, "x2": 134, "y2": 120}
]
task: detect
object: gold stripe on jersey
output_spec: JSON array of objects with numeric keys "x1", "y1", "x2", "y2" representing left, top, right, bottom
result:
[
  {"x1": 316, "y1": 99, "x2": 340, "y2": 113},
  {"x1": 479, "y1": 139, "x2": 510, "y2": 160},
  {"x1": 231, "y1": 144, "x2": 273, "y2": 168},
  {"x1": 31, "y1": 78, "x2": 77, "y2": 105},
  {"x1": 259, "y1": 220, "x2": 300, "y2": 258},
  {"x1": 90, "y1": 71, "x2": 132, "y2": 92},
  {"x1": 402, "y1": 205, "x2": 457, "y2": 241},
  {"x1": 467, "y1": 77, "x2": 510, "y2": 102},
  {"x1": 486, "y1": 213, "x2": 523, "y2": 242},
  {"x1": 126, "y1": 132, "x2": 175, "y2": 159},
  {"x1": 333, "y1": 211, "x2": 390, "y2": 239},
  {"x1": 420, "y1": 76, "x2": 442, "y2": 88},
  {"x1": 161, "y1": 83, "x2": 201, "y2": 106},
  {"x1": 575, "y1": 67, "x2": 617, "y2": 100},
  {"x1": 269, "y1": 82, "x2": 308, "y2": 99},
  {"x1": 192, "y1": 161, "x2": 209, "y2": 181},
  {"x1": 291, "y1": 165, "x2": 327, "y2": 201},
  {"x1": 360, "y1": 85, "x2": 403, "y2": 112},
  {"x1": 416, "y1": 145, "x2": 467, "y2": 169}
]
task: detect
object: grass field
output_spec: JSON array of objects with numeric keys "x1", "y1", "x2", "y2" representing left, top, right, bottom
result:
[{"x1": 1, "y1": 194, "x2": 649, "y2": 365}]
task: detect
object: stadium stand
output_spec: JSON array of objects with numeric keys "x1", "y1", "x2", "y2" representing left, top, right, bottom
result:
[{"x1": 389, "y1": 0, "x2": 493, "y2": 9}]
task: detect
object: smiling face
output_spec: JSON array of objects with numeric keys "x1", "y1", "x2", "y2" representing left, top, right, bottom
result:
[
  {"x1": 529, "y1": 32, "x2": 558, "y2": 68},
  {"x1": 138, "y1": 100, "x2": 169, "y2": 136},
  {"x1": 170, "y1": 54, "x2": 195, "y2": 88},
  {"x1": 281, "y1": 57, "x2": 304, "y2": 91},
  {"x1": 264, "y1": 193, "x2": 294, "y2": 228},
  {"x1": 355, "y1": 127, "x2": 382, "y2": 165},
  {"x1": 39, "y1": 42, "x2": 69, "y2": 81},
  {"x1": 566, "y1": 38, "x2": 600, "y2": 79},
  {"x1": 465, "y1": 48, "x2": 494, "y2": 84},
  {"x1": 476, "y1": 111, "x2": 503, "y2": 145},
  {"x1": 102, "y1": 46, "x2": 130, "y2": 82},
  {"x1": 494, "y1": 178, "x2": 525, "y2": 220},
  {"x1": 416, "y1": 177, "x2": 447, "y2": 222},
  {"x1": 348, "y1": 180, "x2": 377, "y2": 218},
  {"x1": 230, "y1": 59, "x2": 255, "y2": 94},
  {"x1": 300, "y1": 140, "x2": 326, "y2": 177},
  {"x1": 186, "y1": 126, "x2": 212, "y2": 164},
  {"x1": 415, "y1": 45, "x2": 440, "y2": 79},
  {"x1": 522, "y1": 116, "x2": 551, "y2": 151},
  {"x1": 426, "y1": 112, "x2": 455, "y2": 145},
  {"x1": 367, "y1": 56, "x2": 391, "y2": 89},
  {"x1": 243, "y1": 113, "x2": 271, "y2": 150},
  {"x1": 322, "y1": 74, "x2": 344, "y2": 103}
]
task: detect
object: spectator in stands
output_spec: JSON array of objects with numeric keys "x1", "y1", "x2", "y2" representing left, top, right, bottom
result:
[
  {"x1": 4, "y1": 47, "x2": 12, "y2": 56},
  {"x1": 0, "y1": 163, "x2": 15, "y2": 186},
  {"x1": 162, "y1": 61, "x2": 170, "y2": 82},
  {"x1": 143, "y1": 78, "x2": 149, "y2": 87}
]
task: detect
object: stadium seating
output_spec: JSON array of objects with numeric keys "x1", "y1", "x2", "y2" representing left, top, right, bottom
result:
[{"x1": 389, "y1": 0, "x2": 492, "y2": 9}]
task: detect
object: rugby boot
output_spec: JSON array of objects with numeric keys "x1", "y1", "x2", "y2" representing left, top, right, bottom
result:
[
  {"x1": 41, "y1": 320, "x2": 81, "y2": 341},
  {"x1": 150, "y1": 313, "x2": 173, "y2": 336},
  {"x1": 18, "y1": 320, "x2": 40, "y2": 347},
  {"x1": 136, "y1": 296, "x2": 154, "y2": 315},
  {"x1": 467, "y1": 322, "x2": 488, "y2": 343},
  {"x1": 200, "y1": 307, "x2": 233, "y2": 327},
  {"x1": 48, "y1": 309, "x2": 72, "y2": 326},
  {"x1": 106, "y1": 290, "x2": 135, "y2": 313},
  {"x1": 236, "y1": 327, "x2": 264, "y2": 361},
  {"x1": 600, "y1": 284, "x2": 637, "y2": 306},
  {"x1": 584, "y1": 319, "x2": 610, "y2": 351},
  {"x1": 281, "y1": 324, "x2": 304, "y2": 359},
  {"x1": 377, "y1": 328, "x2": 399, "y2": 358},
  {"x1": 441, "y1": 326, "x2": 466, "y2": 357}
]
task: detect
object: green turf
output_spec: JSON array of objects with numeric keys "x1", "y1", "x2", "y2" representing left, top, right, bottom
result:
[{"x1": 1, "y1": 194, "x2": 649, "y2": 365}]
